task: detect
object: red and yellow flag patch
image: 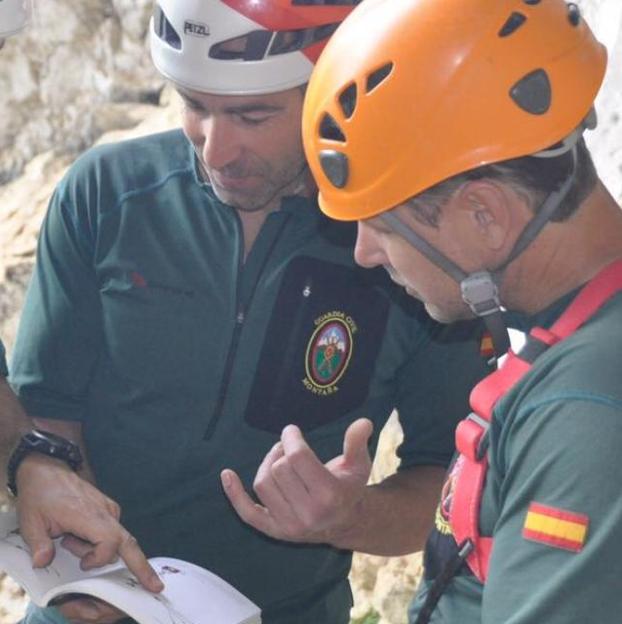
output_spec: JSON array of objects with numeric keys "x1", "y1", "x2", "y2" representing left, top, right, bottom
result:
[{"x1": 523, "y1": 502, "x2": 589, "y2": 552}]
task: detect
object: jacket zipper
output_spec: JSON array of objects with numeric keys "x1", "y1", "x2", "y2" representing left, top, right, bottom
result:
[{"x1": 204, "y1": 213, "x2": 291, "y2": 440}]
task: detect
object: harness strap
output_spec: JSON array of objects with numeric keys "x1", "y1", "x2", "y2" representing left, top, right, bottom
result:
[
  {"x1": 549, "y1": 260, "x2": 622, "y2": 337},
  {"x1": 450, "y1": 259, "x2": 622, "y2": 583}
]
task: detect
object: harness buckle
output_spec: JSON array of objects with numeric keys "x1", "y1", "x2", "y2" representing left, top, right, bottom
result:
[
  {"x1": 455, "y1": 412, "x2": 490, "y2": 461},
  {"x1": 457, "y1": 539, "x2": 475, "y2": 560}
]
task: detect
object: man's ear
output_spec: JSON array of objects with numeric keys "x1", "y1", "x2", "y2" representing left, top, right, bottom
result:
[{"x1": 454, "y1": 179, "x2": 516, "y2": 251}]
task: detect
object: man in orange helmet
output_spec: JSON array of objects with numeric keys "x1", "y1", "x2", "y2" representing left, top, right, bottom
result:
[
  {"x1": 11, "y1": 1, "x2": 490, "y2": 623},
  {"x1": 303, "y1": 0, "x2": 622, "y2": 622}
]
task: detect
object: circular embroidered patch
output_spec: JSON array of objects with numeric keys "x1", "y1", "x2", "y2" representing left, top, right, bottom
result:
[{"x1": 305, "y1": 318, "x2": 353, "y2": 389}]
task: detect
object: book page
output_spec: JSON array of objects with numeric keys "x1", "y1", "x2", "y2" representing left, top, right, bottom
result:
[
  {"x1": 47, "y1": 558, "x2": 261, "y2": 624},
  {"x1": 0, "y1": 510, "x2": 125, "y2": 606},
  {"x1": 151, "y1": 558, "x2": 261, "y2": 624},
  {"x1": 0, "y1": 512, "x2": 260, "y2": 624}
]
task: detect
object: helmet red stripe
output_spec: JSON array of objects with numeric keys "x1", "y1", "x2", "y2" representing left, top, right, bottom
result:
[{"x1": 221, "y1": 0, "x2": 352, "y2": 31}]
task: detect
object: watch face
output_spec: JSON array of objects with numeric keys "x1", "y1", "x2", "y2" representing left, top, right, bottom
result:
[
  {"x1": 29, "y1": 429, "x2": 83, "y2": 466},
  {"x1": 7, "y1": 429, "x2": 83, "y2": 496}
]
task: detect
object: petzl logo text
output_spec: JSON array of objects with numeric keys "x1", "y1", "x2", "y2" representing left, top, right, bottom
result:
[{"x1": 184, "y1": 20, "x2": 210, "y2": 37}]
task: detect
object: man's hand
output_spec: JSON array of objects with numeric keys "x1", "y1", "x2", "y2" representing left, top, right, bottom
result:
[
  {"x1": 16, "y1": 454, "x2": 163, "y2": 594},
  {"x1": 55, "y1": 596, "x2": 126, "y2": 624},
  {"x1": 221, "y1": 418, "x2": 373, "y2": 546}
]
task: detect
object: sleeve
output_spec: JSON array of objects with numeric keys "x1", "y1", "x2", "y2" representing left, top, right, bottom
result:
[
  {"x1": 0, "y1": 338, "x2": 8, "y2": 377},
  {"x1": 396, "y1": 317, "x2": 491, "y2": 470},
  {"x1": 482, "y1": 398, "x2": 622, "y2": 623},
  {"x1": 9, "y1": 170, "x2": 104, "y2": 422}
]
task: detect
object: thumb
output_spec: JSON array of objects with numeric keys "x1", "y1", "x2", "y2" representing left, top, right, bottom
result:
[
  {"x1": 221, "y1": 469, "x2": 244, "y2": 501},
  {"x1": 20, "y1": 515, "x2": 56, "y2": 568},
  {"x1": 342, "y1": 418, "x2": 373, "y2": 467},
  {"x1": 220, "y1": 469, "x2": 255, "y2": 514}
]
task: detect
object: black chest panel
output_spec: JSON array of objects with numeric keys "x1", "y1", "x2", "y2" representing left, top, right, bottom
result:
[{"x1": 245, "y1": 256, "x2": 390, "y2": 433}]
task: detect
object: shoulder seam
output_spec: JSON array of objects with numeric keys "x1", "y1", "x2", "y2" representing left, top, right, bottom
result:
[
  {"x1": 107, "y1": 166, "x2": 195, "y2": 215},
  {"x1": 517, "y1": 391, "x2": 622, "y2": 418}
]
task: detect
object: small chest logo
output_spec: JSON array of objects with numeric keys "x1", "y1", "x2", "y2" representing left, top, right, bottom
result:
[
  {"x1": 302, "y1": 311, "x2": 356, "y2": 396},
  {"x1": 184, "y1": 20, "x2": 210, "y2": 37}
]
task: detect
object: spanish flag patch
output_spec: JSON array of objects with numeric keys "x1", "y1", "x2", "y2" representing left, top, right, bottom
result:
[{"x1": 523, "y1": 502, "x2": 589, "y2": 552}]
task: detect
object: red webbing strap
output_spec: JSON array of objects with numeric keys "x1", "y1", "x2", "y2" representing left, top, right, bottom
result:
[
  {"x1": 469, "y1": 353, "x2": 532, "y2": 423},
  {"x1": 548, "y1": 259, "x2": 622, "y2": 338},
  {"x1": 450, "y1": 259, "x2": 622, "y2": 583},
  {"x1": 451, "y1": 352, "x2": 532, "y2": 582}
]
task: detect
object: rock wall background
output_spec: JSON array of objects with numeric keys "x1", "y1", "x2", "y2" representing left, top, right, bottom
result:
[{"x1": 0, "y1": 1, "x2": 620, "y2": 622}]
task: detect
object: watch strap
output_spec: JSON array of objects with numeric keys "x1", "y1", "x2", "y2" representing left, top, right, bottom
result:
[{"x1": 7, "y1": 429, "x2": 83, "y2": 497}]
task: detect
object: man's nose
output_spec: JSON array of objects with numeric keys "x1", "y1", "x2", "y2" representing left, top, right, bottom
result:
[
  {"x1": 354, "y1": 221, "x2": 386, "y2": 269},
  {"x1": 200, "y1": 116, "x2": 240, "y2": 170}
]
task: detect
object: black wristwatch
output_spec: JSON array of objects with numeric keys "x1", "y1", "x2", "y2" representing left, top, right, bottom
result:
[{"x1": 7, "y1": 429, "x2": 83, "y2": 497}]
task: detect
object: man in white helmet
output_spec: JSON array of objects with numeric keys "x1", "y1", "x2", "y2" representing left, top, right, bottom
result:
[
  {"x1": 11, "y1": 1, "x2": 490, "y2": 623},
  {"x1": 0, "y1": 0, "x2": 164, "y2": 604}
]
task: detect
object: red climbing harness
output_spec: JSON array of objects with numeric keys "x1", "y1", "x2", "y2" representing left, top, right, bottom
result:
[{"x1": 449, "y1": 259, "x2": 622, "y2": 582}]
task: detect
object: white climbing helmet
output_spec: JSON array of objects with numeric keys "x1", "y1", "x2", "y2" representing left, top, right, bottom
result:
[{"x1": 149, "y1": 0, "x2": 359, "y2": 96}]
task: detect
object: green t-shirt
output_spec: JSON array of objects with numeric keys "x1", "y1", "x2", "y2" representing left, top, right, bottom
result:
[
  {"x1": 410, "y1": 293, "x2": 622, "y2": 623},
  {"x1": 11, "y1": 130, "x2": 490, "y2": 624}
]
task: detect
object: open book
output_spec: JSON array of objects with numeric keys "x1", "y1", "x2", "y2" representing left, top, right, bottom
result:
[{"x1": 0, "y1": 511, "x2": 261, "y2": 624}]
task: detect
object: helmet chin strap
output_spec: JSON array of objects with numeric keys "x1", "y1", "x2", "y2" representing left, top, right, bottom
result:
[
  {"x1": 380, "y1": 146, "x2": 578, "y2": 361},
  {"x1": 379, "y1": 211, "x2": 511, "y2": 358}
]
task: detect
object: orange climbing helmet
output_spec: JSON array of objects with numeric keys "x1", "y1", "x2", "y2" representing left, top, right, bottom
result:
[{"x1": 302, "y1": 0, "x2": 607, "y2": 221}]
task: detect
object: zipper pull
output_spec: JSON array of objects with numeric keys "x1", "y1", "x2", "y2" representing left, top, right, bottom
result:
[
  {"x1": 302, "y1": 278, "x2": 312, "y2": 298},
  {"x1": 236, "y1": 309, "x2": 245, "y2": 324}
]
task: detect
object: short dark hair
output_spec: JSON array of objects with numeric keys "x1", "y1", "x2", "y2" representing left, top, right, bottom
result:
[{"x1": 407, "y1": 138, "x2": 598, "y2": 227}]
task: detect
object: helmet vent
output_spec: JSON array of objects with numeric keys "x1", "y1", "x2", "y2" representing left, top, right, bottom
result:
[
  {"x1": 244, "y1": 31, "x2": 274, "y2": 60},
  {"x1": 499, "y1": 12, "x2": 527, "y2": 37},
  {"x1": 319, "y1": 150, "x2": 349, "y2": 189},
  {"x1": 320, "y1": 113, "x2": 346, "y2": 142},
  {"x1": 210, "y1": 31, "x2": 272, "y2": 61},
  {"x1": 567, "y1": 3, "x2": 581, "y2": 26},
  {"x1": 269, "y1": 26, "x2": 326, "y2": 56},
  {"x1": 153, "y1": 5, "x2": 181, "y2": 50},
  {"x1": 510, "y1": 69, "x2": 551, "y2": 115},
  {"x1": 522, "y1": 0, "x2": 541, "y2": 4},
  {"x1": 211, "y1": 24, "x2": 342, "y2": 60},
  {"x1": 338, "y1": 83, "x2": 357, "y2": 119},
  {"x1": 366, "y1": 62, "x2": 393, "y2": 93},
  {"x1": 313, "y1": 22, "x2": 342, "y2": 44}
]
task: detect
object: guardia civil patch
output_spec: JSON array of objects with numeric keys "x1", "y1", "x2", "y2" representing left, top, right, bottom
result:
[
  {"x1": 523, "y1": 502, "x2": 589, "y2": 552},
  {"x1": 303, "y1": 312, "x2": 355, "y2": 395}
]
